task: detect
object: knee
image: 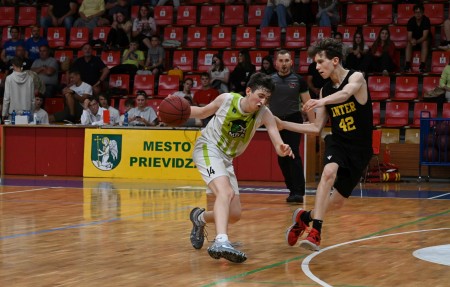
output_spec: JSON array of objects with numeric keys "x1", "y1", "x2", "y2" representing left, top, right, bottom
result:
[{"x1": 321, "y1": 166, "x2": 337, "y2": 184}]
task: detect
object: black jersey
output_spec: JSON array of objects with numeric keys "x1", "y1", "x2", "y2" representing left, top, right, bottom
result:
[{"x1": 322, "y1": 70, "x2": 372, "y2": 148}]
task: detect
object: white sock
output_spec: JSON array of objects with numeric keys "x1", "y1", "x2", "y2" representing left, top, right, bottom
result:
[
  {"x1": 198, "y1": 211, "x2": 206, "y2": 224},
  {"x1": 216, "y1": 234, "x2": 228, "y2": 243}
]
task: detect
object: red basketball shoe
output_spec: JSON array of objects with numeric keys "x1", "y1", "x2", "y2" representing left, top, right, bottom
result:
[
  {"x1": 285, "y1": 208, "x2": 309, "y2": 246},
  {"x1": 299, "y1": 227, "x2": 321, "y2": 251}
]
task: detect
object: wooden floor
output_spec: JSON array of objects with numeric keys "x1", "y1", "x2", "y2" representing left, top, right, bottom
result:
[{"x1": 0, "y1": 176, "x2": 449, "y2": 287}]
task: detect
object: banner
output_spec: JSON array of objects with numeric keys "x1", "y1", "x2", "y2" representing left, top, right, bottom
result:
[{"x1": 83, "y1": 129, "x2": 202, "y2": 180}]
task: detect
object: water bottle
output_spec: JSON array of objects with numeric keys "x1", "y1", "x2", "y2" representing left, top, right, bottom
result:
[
  {"x1": 34, "y1": 113, "x2": 39, "y2": 124},
  {"x1": 11, "y1": 110, "x2": 16, "y2": 125},
  {"x1": 123, "y1": 112, "x2": 129, "y2": 126}
]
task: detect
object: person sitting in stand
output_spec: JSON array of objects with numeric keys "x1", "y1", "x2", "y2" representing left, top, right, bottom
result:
[
  {"x1": 193, "y1": 72, "x2": 220, "y2": 126},
  {"x1": 144, "y1": 35, "x2": 165, "y2": 79},
  {"x1": 81, "y1": 96, "x2": 107, "y2": 125},
  {"x1": 34, "y1": 94, "x2": 49, "y2": 124},
  {"x1": 98, "y1": 93, "x2": 120, "y2": 125},
  {"x1": 1, "y1": 26, "x2": 25, "y2": 63},
  {"x1": 24, "y1": 26, "x2": 49, "y2": 62},
  {"x1": 208, "y1": 54, "x2": 229, "y2": 94},
  {"x1": 119, "y1": 97, "x2": 135, "y2": 125},
  {"x1": 260, "y1": 55, "x2": 276, "y2": 75},
  {"x1": 172, "y1": 77, "x2": 195, "y2": 104},
  {"x1": 367, "y1": 26, "x2": 397, "y2": 76},
  {"x1": 127, "y1": 91, "x2": 157, "y2": 126}
]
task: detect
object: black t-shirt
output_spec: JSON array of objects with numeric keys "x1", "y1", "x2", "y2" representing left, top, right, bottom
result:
[
  {"x1": 50, "y1": 0, "x2": 77, "y2": 18},
  {"x1": 71, "y1": 56, "x2": 107, "y2": 86},
  {"x1": 407, "y1": 15, "x2": 431, "y2": 40}
]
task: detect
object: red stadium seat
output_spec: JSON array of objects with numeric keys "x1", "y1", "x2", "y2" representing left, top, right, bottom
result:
[
  {"x1": 109, "y1": 74, "x2": 130, "y2": 95},
  {"x1": 176, "y1": 6, "x2": 197, "y2": 26},
  {"x1": 210, "y1": 26, "x2": 232, "y2": 48},
  {"x1": 421, "y1": 76, "x2": 441, "y2": 99},
  {"x1": 372, "y1": 101, "x2": 381, "y2": 126},
  {"x1": 410, "y1": 51, "x2": 421, "y2": 73},
  {"x1": 411, "y1": 102, "x2": 437, "y2": 127},
  {"x1": 247, "y1": 5, "x2": 265, "y2": 26},
  {"x1": 370, "y1": 4, "x2": 393, "y2": 25},
  {"x1": 337, "y1": 26, "x2": 357, "y2": 46},
  {"x1": 392, "y1": 76, "x2": 419, "y2": 101},
  {"x1": 54, "y1": 50, "x2": 74, "y2": 64},
  {"x1": 200, "y1": 5, "x2": 220, "y2": 26},
  {"x1": 259, "y1": 27, "x2": 281, "y2": 49},
  {"x1": 346, "y1": 4, "x2": 368, "y2": 25},
  {"x1": 47, "y1": 27, "x2": 66, "y2": 48},
  {"x1": 44, "y1": 98, "x2": 65, "y2": 115},
  {"x1": 442, "y1": 103, "x2": 450, "y2": 118},
  {"x1": 222, "y1": 50, "x2": 239, "y2": 72},
  {"x1": 298, "y1": 50, "x2": 313, "y2": 75},
  {"x1": 130, "y1": 5, "x2": 139, "y2": 20},
  {"x1": 368, "y1": 76, "x2": 390, "y2": 101},
  {"x1": 117, "y1": 98, "x2": 134, "y2": 114},
  {"x1": 186, "y1": 26, "x2": 207, "y2": 48},
  {"x1": 69, "y1": 27, "x2": 89, "y2": 48},
  {"x1": 18, "y1": 6, "x2": 37, "y2": 26},
  {"x1": 430, "y1": 51, "x2": 450, "y2": 74},
  {"x1": 384, "y1": 102, "x2": 410, "y2": 127},
  {"x1": 197, "y1": 50, "x2": 218, "y2": 72},
  {"x1": 101, "y1": 50, "x2": 121, "y2": 69},
  {"x1": 309, "y1": 26, "x2": 332, "y2": 46},
  {"x1": 389, "y1": 25, "x2": 408, "y2": 49},
  {"x1": 93, "y1": 27, "x2": 111, "y2": 43},
  {"x1": 396, "y1": 4, "x2": 414, "y2": 25},
  {"x1": 249, "y1": 50, "x2": 269, "y2": 71},
  {"x1": 424, "y1": 3, "x2": 444, "y2": 25},
  {"x1": 163, "y1": 26, "x2": 184, "y2": 46},
  {"x1": 235, "y1": 26, "x2": 257, "y2": 48},
  {"x1": 172, "y1": 50, "x2": 194, "y2": 72},
  {"x1": 284, "y1": 26, "x2": 307, "y2": 48},
  {"x1": 133, "y1": 74, "x2": 155, "y2": 97},
  {"x1": 147, "y1": 98, "x2": 163, "y2": 112},
  {"x1": 157, "y1": 75, "x2": 180, "y2": 97},
  {"x1": 362, "y1": 26, "x2": 382, "y2": 47},
  {"x1": 223, "y1": 5, "x2": 244, "y2": 26},
  {"x1": 154, "y1": 6, "x2": 174, "y2": 26},
  {"x1": 0, "y1": 6, "x2": 15, "y2": 26}
]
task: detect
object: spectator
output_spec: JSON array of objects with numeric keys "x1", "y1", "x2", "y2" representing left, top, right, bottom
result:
[
  {"x1": 208, "y1": 54, "x2": 229, "y2": 94},
  {"x1": 173, "y1": 78, "x2": 195, "y2": 105},
  {"x1": 71, "y1": 43, "x2": 109, "y2": 95},
  {"x1": 106, "y1": 11, "x2": 132, "y2": 49},
  {"x1": 51, "y1": 70, "x2": 92, "y2": 123},
  {"x1": 119, "y1": 98, "x2": 135, "y2": 125},
  {"x1": 269, "y1": 50, "x2": 314, "y2": 203},
  {"x1": 101, "y1": 0, "x2": 130, "y2": 26},
  {"x1": 81, "y1": 96, "x2": 108, "y2": 125},
  {"x1": 404, "y1": 4, "x2": 431, "y2": 73},
  {"x1": 144, "y1": 35, "x2": 165, "y2": 78},
  {"x1": 1, "y1": 27, "x2": 25, "y2": 63},
  {"x1": 316, "y1": 0, "x2": 339, "y2": 28},
  {"x1": 6, "y1": 45, "x2": 32, "y2": 75},
  {"x1": 40, "y1": 0, "x2": 78, "y2": 38},
  {"x1": 260, "y1": 0, "x2": 292, "y2": 32},
  {"x1": 439, "y1": 62, "x2": 450, "y2": 102},
  {"x1": 73, "y1": 0, "x2": 106, "y2": 33},
  {"x1": 156, "y1": 0, "x2": 179, "y2": 10},
  {"x1": 132, "y1": 5, "x2": 157, "y2": 51},
  {"x1": 290, "y1": 0, "x2": 314, "y2": 26},
  {"x1": 306, "y1": 61, "x2": 329, "y2": 99},
  {"x1": 30, "y1": 45, "x2": 59, "y2": 98},
  {"x1": 260, "y1": 55, "x2": 276, "y2": 75},
  {"x1": 34, "y1": 94, "x2": 49, "y2": 124},
  {"x1": 24, "y1": 26, "x2": 49, "y2": 62},
  {"x1": 110, "y1": 41, "x2": 145, "y2": 78},
  {"x1": 193, "y1": 72, "x2": 219, "y2": 126},
  {"x1": 229, "y1": 50, "x2": 256, "y2": 96},
  {"x1": 345, "y1": 31, "x2": 369, "y2": 75},
  {"x1": 438, "y1": 19, "x2": 450, "y2": 51},
  {"x1": 98, "y1": 93, "x2": 120, "y2": 125},
  {"x1": 368, "y1": 26, "x2": 397, "y2": 76},
  {"x1": 127, "y1": 92, "x2": 157, "y2": 126},
  {"x1": 2, "y1": 57, "x2": 35, "y2": 121}
]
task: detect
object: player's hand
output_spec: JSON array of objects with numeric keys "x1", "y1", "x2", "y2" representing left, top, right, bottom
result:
[
  {"x1": 278, "y1": 144, "x2": 294, "y2": 158},
  {"x1": 303, "y1": 99, "x2": 322, "y2": 112}
]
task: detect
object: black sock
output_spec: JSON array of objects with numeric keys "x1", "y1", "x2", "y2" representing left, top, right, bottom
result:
[
  {"x1": 300, "y1": 210, "x2": 312, "y2": 224},
  {"x1": 312, "y1": 219, "x2": 323, "y2": 233}
]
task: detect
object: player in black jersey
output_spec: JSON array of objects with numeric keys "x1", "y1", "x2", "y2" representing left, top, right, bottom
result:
[{"x1": 278, "y1": 38, "x2": 373, "y2": 251}]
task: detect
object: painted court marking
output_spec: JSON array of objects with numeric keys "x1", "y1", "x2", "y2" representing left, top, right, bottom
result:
[
  {"x1": 301, "y1": 228, "x2": 450, "y2": 287},
  {"x1": 0, "y1": 187, "x2": 51, "y2": 195}
]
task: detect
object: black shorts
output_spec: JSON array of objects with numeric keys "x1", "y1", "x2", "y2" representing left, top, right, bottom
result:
[{"x1": 323, "y1": 135, "x2": 373, "y2": 198}]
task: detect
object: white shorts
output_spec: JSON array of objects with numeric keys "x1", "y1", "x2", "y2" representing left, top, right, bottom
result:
[{"x1": 192, "y1": 139, "x2": 239, "y2": 195}]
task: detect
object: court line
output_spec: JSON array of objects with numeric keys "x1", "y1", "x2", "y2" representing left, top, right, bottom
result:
[
  {"x1": 301, "y1": 228, "x2": 450, "y2": 287},
  {"x1": 0, "y1": 187, "x2": 51, "y2": 195},
  {"x1": 429, "y1": 193, "x2": 450, "y2": 199}
]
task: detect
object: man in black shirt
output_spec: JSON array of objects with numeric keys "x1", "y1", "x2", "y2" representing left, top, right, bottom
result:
[
  {"x1": 40, "y1": 0, "x2": 78, "y2": 39},
  {"x1": 404, "y1": 4, "x2": 431, "y2": 73}
]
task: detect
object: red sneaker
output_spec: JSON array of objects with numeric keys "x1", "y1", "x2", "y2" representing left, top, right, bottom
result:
[
  {"x1": 285, "y1": 208, "x2": 309, "y2": 246},
  {"x1": 299, "y1": 227, "x2": 321, "y2": 251}
]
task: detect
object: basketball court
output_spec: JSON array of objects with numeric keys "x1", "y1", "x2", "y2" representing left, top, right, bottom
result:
[{"x1": 0, "y1": 176, "x2": 449, "y2": 286}]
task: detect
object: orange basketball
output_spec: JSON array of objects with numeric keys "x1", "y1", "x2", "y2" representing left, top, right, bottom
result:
[{"x1": 158, "y1": 95, "x2": 191, "y2": 127}]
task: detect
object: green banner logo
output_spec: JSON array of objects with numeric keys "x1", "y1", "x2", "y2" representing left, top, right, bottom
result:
[{"x1": 91, "y1": 134, "x2": 122, "y2": 171}]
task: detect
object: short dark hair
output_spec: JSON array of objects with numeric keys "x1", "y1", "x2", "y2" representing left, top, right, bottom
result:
[
  {"x1": 246, "y1": 72, "x2": 275, "y2": 93},
  {"x1": 136, "y1": 90, "x2": 147, "y2": 97},
  {"x1": 308, "y1": 37, "x2": 344, "y2": 63},
  {"x1": 11, "y1": 57, "x2": 24, "y2": 68}
]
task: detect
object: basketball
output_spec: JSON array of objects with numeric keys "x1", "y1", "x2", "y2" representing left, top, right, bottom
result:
[{"x1": 158, "y1": 95, "x2": 191, "y2": 127}]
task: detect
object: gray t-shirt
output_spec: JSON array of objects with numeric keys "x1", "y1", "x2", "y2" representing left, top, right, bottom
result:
[
  {"x1": 30, "y1": 57, "x2": 59, "y2": 85},
  {"x1": 147, "y1": 46, "x2": 165, "y2": 68},
  {"x1": 269, "y1": 72, "x2": 308, "y2": 117}
]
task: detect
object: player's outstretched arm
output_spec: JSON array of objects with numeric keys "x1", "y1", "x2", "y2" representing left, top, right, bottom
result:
[
  {"x1": 262, "y1": 110, "x2": 294, "y2": 158},
  {"x1": 189, "y1": 94, "x2": 225, "y2": 120},
  {"x1": 276, "y1": 106, "x2": 328, "y2": 135}
]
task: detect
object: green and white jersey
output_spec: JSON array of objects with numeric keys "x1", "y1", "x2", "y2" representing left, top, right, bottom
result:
[{"x1": 200, "y1": 92, "x2": 266, "y2": 158}]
